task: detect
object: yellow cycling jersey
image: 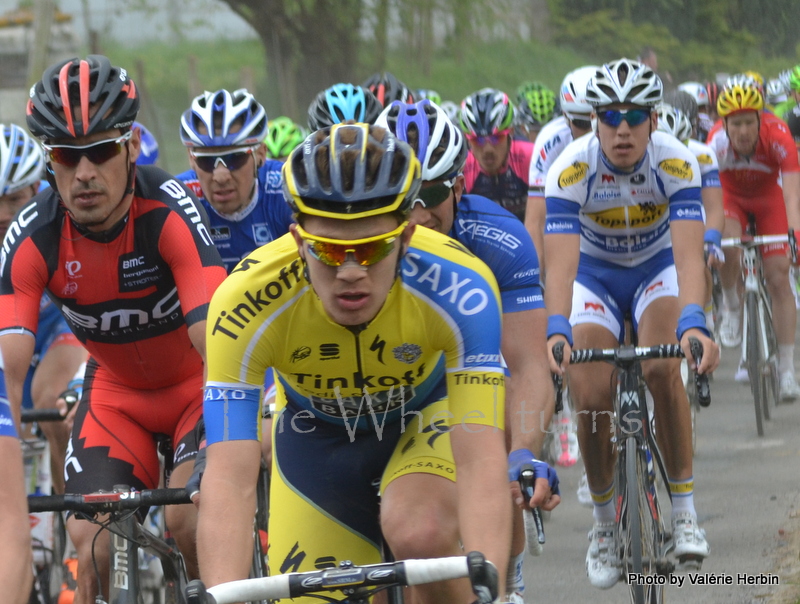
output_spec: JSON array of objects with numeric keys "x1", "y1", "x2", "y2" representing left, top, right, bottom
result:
[{"x1": 204, "y1": 226, "x2": 506, "y2": 442}]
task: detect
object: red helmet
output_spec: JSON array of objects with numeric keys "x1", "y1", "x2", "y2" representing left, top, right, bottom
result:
[{"x1": 27, "y1": 55, "x2": 139, "y2": 141}]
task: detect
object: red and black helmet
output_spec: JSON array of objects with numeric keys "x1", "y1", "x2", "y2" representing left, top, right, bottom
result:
[
  {"x1": 362, "y1": 72, "x2": 414, "y2": 108},
  {"x1": 27, "y1": 55, "x2": 139, "y2": 141}
]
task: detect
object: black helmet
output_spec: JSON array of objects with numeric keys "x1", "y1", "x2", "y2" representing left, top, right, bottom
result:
[{"x1": 27, "y1": 55, "x2": 139, "y2": 140}]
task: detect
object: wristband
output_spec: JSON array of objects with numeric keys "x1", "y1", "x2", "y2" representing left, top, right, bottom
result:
[
  {"x1": 676, "y1": 303, "x2": 710, "y2": 341},
  {"x1": 703, "y1": 228, "x2": 722, "y2": 248},
  {"x1": 546, "y1": 314, "x2": 573, "y2": 347}
]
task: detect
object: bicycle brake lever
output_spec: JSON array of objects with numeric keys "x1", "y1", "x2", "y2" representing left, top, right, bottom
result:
[
  {"x1": 552, "y1": 341, "x2": 565, "y2": 414},
  {"x1": 466, "y1": 551, "x2": 499, "y2": 604},
  {"x1": 688, "y1": 337, "x2": 711, "y2": 407},
  {"x1": 520, "y1": 467, "x2": 545, "y2": 554},
  {"x1": 185, "y1": 580, "x2": 213, "y2": 604}
]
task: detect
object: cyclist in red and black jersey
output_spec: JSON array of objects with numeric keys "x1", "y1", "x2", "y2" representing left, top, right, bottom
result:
[
  {"x1": 0, "y1": 55, "x2": 226, "y2": 604},
  {"x1": 460, "y1": 88, "x2": 535, "y2": 222}
]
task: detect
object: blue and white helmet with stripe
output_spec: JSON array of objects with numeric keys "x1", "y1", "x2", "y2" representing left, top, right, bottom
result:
[
  {"x1": 0, "y1": 123, "x2": 44, "y2": 195},
  {"x1": 180, "y1": 88, "x2": 268, "y2": 148}
]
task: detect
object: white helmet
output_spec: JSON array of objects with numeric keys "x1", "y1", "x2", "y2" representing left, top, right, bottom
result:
[
  {"x1": 559, "y1": 66, "x2": 598, "y2": 120},
  {"x1": 376, "y1": 99, "x2": 468, "y2": 182},
  {"x1": 586, "y1": 58, "x2": 663, "y2": 108},
  {"x1": 766, "y1": 78, "x2": 788, "y2": 106},
  {"x1": 0, "y1": 124, "x2": 44, "y2": 196},
  {"x1": 656, "y1": 103, "x2": 692, "y2": 142},
  {"x1": 677, "y1": 82, "x2": 709, "y2": 108},
  {"x1": 180, "y1": 88, "x2": 268, "y2": 148},
  {"x1": 439, "y1": 100, "x2": 460, "y2": 125}
]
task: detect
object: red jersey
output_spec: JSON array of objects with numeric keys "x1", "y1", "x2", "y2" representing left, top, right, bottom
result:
[
  {"x1": 707, "y1": 112, "x2": 800, "y2": 201},
  {"x1": 0, "y1": 166, "x2": 226, "y2": 389},
  {"x1": 463, "y1": 139, "x2": 534, "y2": 221}
]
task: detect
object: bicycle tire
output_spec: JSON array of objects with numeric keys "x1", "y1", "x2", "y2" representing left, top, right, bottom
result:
[
  {"x1": 745, "y1": 292, "x2": 765, "y2": 436},
  {"x1": 624, "y1": 436, "x2": 665, "y2": 604},
  {"x1": 759, "y1": 293, "x2": 780, "y2": 412}
]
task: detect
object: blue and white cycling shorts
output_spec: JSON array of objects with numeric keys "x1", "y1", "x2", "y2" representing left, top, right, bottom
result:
[{"x1": 570, "y1": 248, "x2": 678, "y2": 341}]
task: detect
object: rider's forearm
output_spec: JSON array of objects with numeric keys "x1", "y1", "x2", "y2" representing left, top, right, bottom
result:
[
  {"x1": 453, "y1": 428, "x2": 511, "y2": 581},
  {"x1": 781, "y1": 171, "x2": 800, "y2": 232},
  {"x1": 506, "y1": 365, "x2": 552, "y2": 455},
  {"x1": 524, "y1": 195, "x2": 546, "y2": 281},
  {"x1": 543, "y1": 233, "x2": 580, "y2": 317},
  {"x1": 701, "y1": 187, "x2": 725, "y2": 234},
  {"x1": 197, "y1": 441, "x2": 261, "y2": 585},
  {"x1": 671, "y1": 221, "x2": 708, "y2": 308},
  {"x1": 502, "y1": 310, "x2": 553, "y2": 455},
  {"x1": 0, "y1": 334, "x2": 35, "y2": 429}
]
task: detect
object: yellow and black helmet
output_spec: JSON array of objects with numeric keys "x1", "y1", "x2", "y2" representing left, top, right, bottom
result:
[
  {"x1": 717, "y1": 76, "x2": 764, "y2": 117},
  {"x1": 282, "y1": 123, "x2": 421, "y2": 220}
]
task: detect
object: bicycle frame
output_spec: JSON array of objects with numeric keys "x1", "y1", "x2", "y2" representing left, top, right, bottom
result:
[
  {"x1": 738, "y1": 243, "x2": 776, "y2": 372},
  {"x1": 555, "y1": 341, "x2": 710, "y2": 604},
  {"x1": 722, "y1": 234, "x2": 785, "y2": 435},
  {"x1": 106, "y1": 495, "x2": 186, "y2": 604},
  {"x1": 28, "y1": 487, "x2": 193, "y2": 604}
]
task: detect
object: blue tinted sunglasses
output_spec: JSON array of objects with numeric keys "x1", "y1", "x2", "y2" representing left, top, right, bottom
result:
[{"x1": 597, "y1": 108, "x2": 651, "y2": 128}]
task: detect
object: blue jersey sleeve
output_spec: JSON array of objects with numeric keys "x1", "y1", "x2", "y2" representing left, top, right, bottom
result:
[
  {"x1": 260, "y1": 160, "x2": 295, "y2": 234},
  {"x1": 451, "y1": 195, "x2": 543, "y2": 313},
  {"x1": 545, "y1": 196, "x2": 582, "y2": 234}
]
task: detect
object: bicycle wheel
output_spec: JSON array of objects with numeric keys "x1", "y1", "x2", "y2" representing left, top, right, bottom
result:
[
  {"x1": 759, "y1": 293, "x2": 780, "y2": 412},
  {"x1": 745, "y1": 292, "x2": 765, "y2": 436},
  {"x1": 624, "y1": 437, "x2": 665, "y2": 604},
  {"x1": 680, "y1": 359, "x2": 697, "y2": 456}
]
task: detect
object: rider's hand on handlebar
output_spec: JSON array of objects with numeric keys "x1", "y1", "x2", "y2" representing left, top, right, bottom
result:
[
  {"x1": 679, "y1": 329, "x2": 719, "y2": 375},
  {"x1": 55, "y1": 390, "x2": 79, "y2": 431},
  {"x1": 704, "y1": 242, "x2": 724, "y2": 269},
  {"x1": 508, "y1": 449, "x2": 561, "y2": 512},
  {"x1": 546, "y1": 336, "x2": 571, "y2": 375}
]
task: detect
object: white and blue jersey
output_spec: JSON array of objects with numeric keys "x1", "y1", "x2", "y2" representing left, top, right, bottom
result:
[
  {"x1": 545, "y1": 130, "x2": 703, "y2": 268},
  {"x1": 450, "y1": 194, "x2": 543, "y2": 313},
  {"x1": 176, "y1": 160, "x2": 294, "y2": 273},
  {"x1": 687, "y1": 138, "x2": 720, "y2": 190},
  {"x1": 528, "y1": 116, "x2": 574, "y2": 193}
]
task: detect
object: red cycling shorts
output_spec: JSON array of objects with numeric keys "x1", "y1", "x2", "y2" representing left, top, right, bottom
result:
[
  {"x1": 723, "y1": 190, "x2": 789, "y2": 259},
  {"x1": 64, "y1": 358, "x2": 203, "y2": 494}
]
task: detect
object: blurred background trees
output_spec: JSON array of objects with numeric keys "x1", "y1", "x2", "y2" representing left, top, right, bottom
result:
[{"x1": 8, "y1": 0, "x2": 798, "y2": 170}]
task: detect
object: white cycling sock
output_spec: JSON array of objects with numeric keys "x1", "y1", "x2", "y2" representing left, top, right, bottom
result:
[
  {"x1": 591, "y1": 484, "x2": 616, "y2": 524},
  {"x1": 779, "y1": 345, "x2": 795, "y2": 375},
  {"x1": 722, "y1": 287, "x2": 740, "y2": 312},
  {"x1": 506, "y1": 550, "x2": 525, "y2": 594},
  {"x1": 669, "y1": 477, "x2": 697, "y2": 518}
]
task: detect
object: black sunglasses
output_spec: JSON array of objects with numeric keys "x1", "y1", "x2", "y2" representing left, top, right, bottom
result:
[
  {"x1": 411, "y1": 180, "x2": 455, "y2": 209},
  {"x1": 43, "y1": 131, "x2": 132, "y2": 167}
]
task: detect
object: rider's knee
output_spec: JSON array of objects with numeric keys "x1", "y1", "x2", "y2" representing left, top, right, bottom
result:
[{"x1": 382, "y1": 502, "x2": 458, "y2": 559}]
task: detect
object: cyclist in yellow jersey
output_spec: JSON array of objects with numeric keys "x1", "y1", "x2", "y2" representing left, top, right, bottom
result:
[{"x1": 196, "y1": 124, "x2": 558, "y2": 603}]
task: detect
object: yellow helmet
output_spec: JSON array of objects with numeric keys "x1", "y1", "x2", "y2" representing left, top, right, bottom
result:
[
  {"x1": 717, "y1": 78, "x2": 764, "y2": 118},
  {"x1": 743, "y1": 70, "x2": 764, "y2": 88}
]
